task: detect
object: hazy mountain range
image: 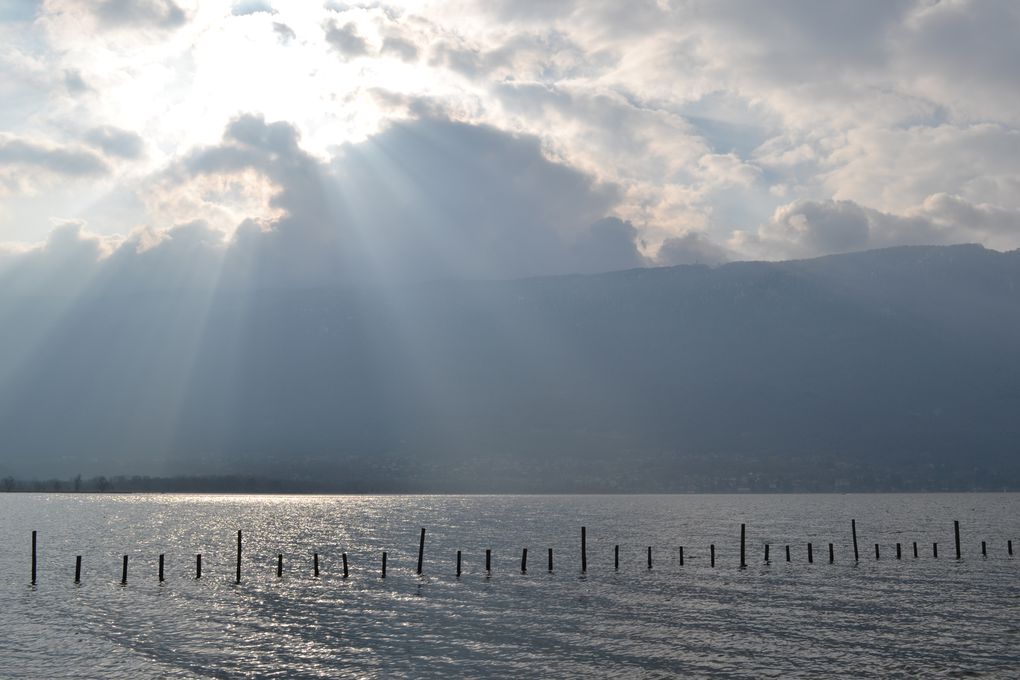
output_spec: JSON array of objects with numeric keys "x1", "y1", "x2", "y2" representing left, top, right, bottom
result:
[{"x1": 1, "y1": 243, "x2": 1018, "y2": 491}]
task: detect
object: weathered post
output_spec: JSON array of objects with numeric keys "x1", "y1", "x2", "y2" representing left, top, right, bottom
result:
[
  {"x1": 277, "y1": 554, "x2": 283, "y2": 578},
  {"x1": 159, "y1": 554, "x2": 165, "y2": 582},
  {"x1": 121, "y1": 555, "x2": 128, "y2": 585},
  {"x1": 954, "y1": 521, "x2": 961, "y2": 560},
  {"x1": 31, "y1": 531, "x2": 37, "y2": 586},
  {"x1": 342, "y1": 552, "x2": 349, "y2": 579},
  {"x1": 740, "y1": 524, "x2": 746, "y2": 568},
  {"x1": 313, "y1": 553, "x2": 319, "y2": 578},
  {"x1": 521, "y1": 548, "x2": 528, "y2": 574},
  {"x1": 196, "y1": 554, "x2": 202, "y2": 579},
  {"x1": 828, "y1": 543, "x2": 834, "y2": 563},
  {"x1": 785, "y1": 545, "x2": 790, "y2": 562},
  {"x1": 236, "y1": 530, "x2": 242, "y2": 584},
  {"x1": 381, "y1": 551, "x2": 387, "y2": 578},
  {"x1": 581, "y1": 527, "x2": 587, "y2": 573},
  {"x1": 933, "y1": 542, "x2": 938, "y2": 559},
  {"x1": 1009, "y1": 540, "x2": 1014, "y2": 557},
  {"x1": 679, "y1": 546, "x2": 684, "y2": 566},
  {"x1": 764, "y1": 544, "x2": 770, "y2": 563},
  {"x1": 417, "y1": 528, "x2": 426, "y2": 576},
  {"x1": 486, "y1": 548, "x2": 491, "y2": 574},
  {"x1": 75, "y1": 556, "x2": 82, "y2": 584},
  {"x1": 548, "y1": 548, "x2": 553, "y2": 573},
  {"x1": 647, "y1": 546, "x2": 652, "y2": 569},
  {"x1": 456, "y1": 550, "x2": 462, "y2": 577},
  {"x1": 981, "y1": 541, "x2": 986, "y2": 558},
  {"x1": 913, "y1": 541, "x2": 918, "y2": 558},
  {"x1": 807, "y1": 543, "x2": 813, "y2": 564},
  {"x1": 896, "y1": 543, "x2": 901, "y2": 560},
  {"x1": 614, "y1": 545, "x2": 619, "y2": 570},
  {"x1": 710, "y1": 544, "x2": 715, "y2": 567},
  {"x1": 875, "y1": 544, "x2": 880, "y2": 560},
  {"x1": 852, "y1": 519, "x2": 859, "y2": 562}
]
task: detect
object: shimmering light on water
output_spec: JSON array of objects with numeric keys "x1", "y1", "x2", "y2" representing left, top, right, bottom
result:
[{"x1": 2, "y1": 494, "x2": 1019, "y2": 678}]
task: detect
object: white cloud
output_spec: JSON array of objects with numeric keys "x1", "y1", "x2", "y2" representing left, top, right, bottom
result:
[{"x1": 3, "y1": 0, "x2": 1020, "y2": 267}]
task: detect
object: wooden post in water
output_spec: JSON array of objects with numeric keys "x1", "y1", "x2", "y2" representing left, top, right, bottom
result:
[
  {"x1": 1009, "y1": 540, "x2": 1014, "y2": 557},
  {"x1": 313, "y1": 553, "x2": 319, "y2": 578},
  {"x1": 764, "y1": 544, "x2": 770, "y2": 563},
  {"x1": 417, "y1": 528, "x2": 426, "y2": 576},
  {"x1": 548, "y1": 548, "x2": 553, "y2": 573},
  {"x1": 236, "y1": 530, "x2": 242, "y2": 584},
  {"x1": 807, "y1": 543, "x2": 813, "y2": 564},
  {"x1": 521, "y1": 548, "x2": 528, "y2": 574},
  {"x1": 647, "y1": 546, "x2": 652, "y2": 569},
  {"x1": 896, "y1": 543, "x2": 901, "y2": 560},
  {"x1": 913, "y1": 541, "x2": 918, "y2": 558},
  {"x1": 277, "y1": 554, "x2": 283, "y2": 578},
  {"x1": 933, "y1": 542, "x2": 938, "y2": 559},
  {"x1": 196, "y1": 554, "x2": 202, "y2": 579},
  {"x1": 581, "y1": 527, "x2": 587, "y2": 573},
  {"x1": 954, "y1": 521, "x2": 961, "y2": 560},
  {"x1": 342, "y1": 552, "x2": 349, "y2": 579},
  {"x1": 852, "y1": 519, "x2": 859, "y2": 562},
  {"x1": 875, "y1": 544, "x2": 880, "y2": 560},
  {"x1": 679, "y1": 546, "x2": 684, "y2": 566},
  {"x1": 456, "y1": 550, "x2": 462, "y2": 577},
  {"x1": 159, "y1": 554, "x2": 165, "y2": 582},
  {"x1": 486, "y1": 549, "x2": 491, "y2": 574},
  {"x1": 981, "y1": 541, "x2": 986, "y2": 558},
  {"x1": 75, "y1": 556, "x2": 82, "y2": 584},
  {"x1": 614, "y1": 545, "x2": 619, "y2": 570},
  {"x1": 121, "y1": 555, "x2": 128, "y2": 585},
  {"x1": 381, "y1": 551, "x2": 387, "y2": 578},
  {"x1": 785, "y1": 545, "x2": 790, "y2": 562},
  {"x1": 828, "y1": 543, "x2": 834, "y2": 563},
  {"x1": 31, "y1": 531, "x2": 37, "y2": 585},
  {"x1": 740, "y1": 524, "x2": 746, "y2": 568},
  {"x1": 710, "y1": 544, "x2": 715, "y2": 568}
]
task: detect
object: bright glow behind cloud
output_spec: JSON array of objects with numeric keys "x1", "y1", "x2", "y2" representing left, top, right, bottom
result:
[{"x1": 1, "y1": 0, "x2": 1019, "y2": 270}]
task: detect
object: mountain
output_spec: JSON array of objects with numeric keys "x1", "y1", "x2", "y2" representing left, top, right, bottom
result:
[{"x1": 1, "y1": 244, "x2": 1018, "y2": 491}]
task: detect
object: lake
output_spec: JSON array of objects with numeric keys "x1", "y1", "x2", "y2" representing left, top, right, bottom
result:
[{"x1": 1, "y1": 493, "x2": 1018, "y2": 678}]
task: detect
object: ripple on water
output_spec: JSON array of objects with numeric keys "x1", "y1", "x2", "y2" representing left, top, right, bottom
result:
[{"x1": 1, "y1": 493, "x2": 1019, "y2": 678}]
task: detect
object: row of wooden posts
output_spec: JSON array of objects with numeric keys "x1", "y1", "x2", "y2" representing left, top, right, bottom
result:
[{"x1": 28, "y1": 521, "x2": 1015, "y2": 585}]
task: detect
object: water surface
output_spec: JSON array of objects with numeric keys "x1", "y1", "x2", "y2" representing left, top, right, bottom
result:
[{"x1": 2, "y1": 493, "x2": 1018, "y2": 678}]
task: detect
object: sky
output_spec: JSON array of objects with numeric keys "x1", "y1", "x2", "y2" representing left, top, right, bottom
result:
[{"x1": 1, "y1": 0, "x2": 1020, "y2": 291}]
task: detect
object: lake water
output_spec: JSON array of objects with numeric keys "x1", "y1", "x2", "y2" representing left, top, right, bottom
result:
[{"x1": 1, "y1": 493, "x2": 1018, "y2": 678}]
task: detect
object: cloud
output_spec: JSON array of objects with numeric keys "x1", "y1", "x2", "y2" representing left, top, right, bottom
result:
[
  {"x1": 63, "y1": 69, "x2": 90, "y2": 95},
  {"x1": 380, "y1": 35, "x2": 418, "y2": 61},
  {"x1": 656, "y1": 232, "x2": 730, "y2": 266},
  {"x1": 2, "y1": 114, "x2": 644, "y2": 293},
  {"x1": 733, "y1": 194, "x2": 1020, "y2": 260},
  {"x1": 90, "y1": 0, "x2": 186, "y2": 29},
  {"x1": 272, "y1": 21, "x2": 295, "y2": 43},
  {"x1": 84, "y1": 126, "x2": 145, "y2": 159},
  {"x1": 231, "y1": 1, "x2": 272, "y2": 16},
  {"x1": 0, "y1": 136, "x2": 108, "y2": 176},
  {"x1": 324, "y1": 20, "x2": 368, "y2": 58}
]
